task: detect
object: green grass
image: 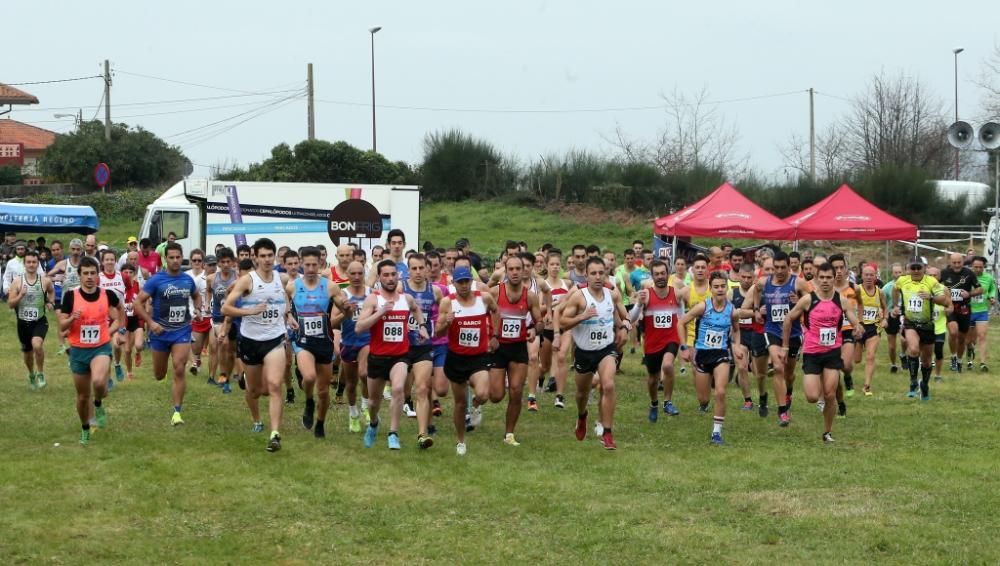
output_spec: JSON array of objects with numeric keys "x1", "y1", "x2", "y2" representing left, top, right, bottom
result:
[{"x1": 2, "y1": 300, "x2": 1000, "y2": 564}]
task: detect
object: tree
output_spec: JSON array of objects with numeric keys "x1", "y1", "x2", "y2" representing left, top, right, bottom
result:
[
  {"x1": 39, "y1": 120, "x2": 190, "y2": 188},
  {"x1": 420, "y1": 129, "x2": 518, "y2": 201},
  {"x1": 977, "y1": 41, "x2": 1000, "y2": 121},
  {"x1": 0, "y1": 165, "x2": 22, "y2": 185},
  {"x1": 778, "y1": 124, "x2": 851, "y2": 181},
  {"x1": 218, "y1": 139, "x2": 416, "y2": 185}
]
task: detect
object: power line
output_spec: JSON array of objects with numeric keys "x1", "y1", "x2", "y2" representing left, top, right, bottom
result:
[
  {"x1": 116, "y1": 69, "x2": 303, "y2": 96},
  {"x1": 6, "y1": 75, "x2": 103, "y2": 86},
  {"x1": 12, "y1": 89, "x2": 304, "y2": 114},
  {"x1": 17, "y1": 96, "x2": 305, "y2": 124},
  {"x1": 815, "y1": 91, "x2": 852, "y2": 103},
  {"x1": 314, "y1": 89, "x2": 808, "y2": 114},
  {"x1": 178, "y1": 96, "x2": 303, "y2": 150},
  {"x1": 165, "y1": 90, "x2": 305, "y2": 139},
  {"x1": 91, "y1": 90, "x2": 106, "y2": 122}
]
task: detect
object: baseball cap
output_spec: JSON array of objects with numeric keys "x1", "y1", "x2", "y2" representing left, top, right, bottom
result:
[
  {"x1": 97, "y1": 244, "x2": 109, "y2": 252},
  {"x1": 455, "y1": 238, "x2": 470, "y2": 248},
  {"x1": 909, "y1": 256, "x2": 926, "y2": 268},
  {"x1": 453, "y1": 266, "x2": 473, "y2": 281},
  {"x1": 127, "y1": 236, "x2": 138, "y2": 244},
  {"x1": 14, "y1": 239, "x2": 26, "y2": 247},
  {"x1": 205, "y1": 255, "x2": 218, "y2": 265}
]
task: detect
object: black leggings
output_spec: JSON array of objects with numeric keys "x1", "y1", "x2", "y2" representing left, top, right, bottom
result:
[{"x1": 935, "y1": 341, "x2": 944, "y2": 361}]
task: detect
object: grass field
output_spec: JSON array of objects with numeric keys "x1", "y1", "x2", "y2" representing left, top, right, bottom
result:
[{"x1": 4, "y1": 199, "x2": 999, "y2": 564}]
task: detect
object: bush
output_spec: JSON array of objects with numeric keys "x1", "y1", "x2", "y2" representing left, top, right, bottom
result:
[
  {"x1": 0, "y1": 165, "x2": 23, "y2": 185},
  {"x1": 27, "y1": 189, "x2": 160, "y2": 222}
]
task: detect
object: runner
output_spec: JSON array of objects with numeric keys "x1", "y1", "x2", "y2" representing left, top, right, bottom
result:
[
  {"x1": 968, "y1": 256, "x2": 995, "y2": 372},
  {"x1": 829, "y1": 254, "x2": 860, "y2": 415},
  {"x1": 207, "y1": 248, "x2": 238, "y2": 392},
  {"x1": 927, "y1": 267, "x2": 949, "y2": 383},
  {"x1": 8, "y1": 250, "x2": 55, "y2": 390},
  {"x1": 59, "y1": 257, "x2": 124, "y2": 445},
  {"x1": 857, "y1": 264, "x2": 887, "y2": 395},
  {"x1": 133, "y1": 243, "x2": 201, "y2": 426},
  {"x1": 425, "y1": 250, "x2": 452, "y2": 421},
  {"x1": 355, "y1": 260, "x2": 428, "y2": 450},
  {"x1": 559, "y1": 256, "x2": 630, "y2": 449},
  {"x1": 136, "y1": 238, "x2": 160, "y2": 276},
  {"x1": 486, "y1": 255, "x2": 543, "y2": 446},
  {"x1": 288, "y1": 246, "x2": 350, "y2": 439},
  {"x1": 280, "y1": 250, "x2": 301, "y2": 404},
  {"x1": 630, "y1": 260, "x2": 682, "y2": 423},
  {"x1": 939, "y1": 253, "x2": 981, "y2": 373},
  {"x1": 331, "y1": 260, "x2": 371, "y2": 433},
  {"x1": 567, "y1": 245, "x2": 588, "y2": 288},
  {"x1": 222, "y1": 238, "x2": 289, "y2": 452},
  {"x1": 119, "y1": 263, "x2": 145, "y2": 381},
  {"x1": 186, "y1": 249, "x2": 213, "y2": 378},
  {"x1": 540, "y1": 250, "x2": 576, "y2": 408},
  {"x1": 47, "y1": 238, "x2": 84, "y2": 355},
  {"x1": 98, "y1": 249, "x2": 128, "y2": 385},
  {"x1": 892, "y1": 258, "x2": 950, "y2": 400},
  {"x1": 678, "y1": 255, "x2": 712, "y2": 389},
  {"x1": 730, "y1": 263, "x2": 764, "y2": 412},
  {"x1": 519, "y1": 252, "x2": 552, "y2": 413},
  {"x1": 614, "y1": 248, "x2": 639, "y2": 354},
  {"x1": 783, "y1": 262, "x2": 863, "y2": 443},
  {"x1": 678, "y1": 271, "x2": 745, "y2": 445},
  {"x1": 881, "y1": 263, "x2": 904, "y2": 373},
  {"x1": 400, "y1": 253, "x2": 444, "y2": 449},
  {"x1": 745, "y1": 250, "x2": 810, "y2": 427},
  {"x1": 435, "y1": 266, "x2": 499, "y2": 455}
]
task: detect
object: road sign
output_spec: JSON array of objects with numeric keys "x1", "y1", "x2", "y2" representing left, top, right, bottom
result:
[{"x1": 94, "y1": 163, "x2": 110, "y2": 188}]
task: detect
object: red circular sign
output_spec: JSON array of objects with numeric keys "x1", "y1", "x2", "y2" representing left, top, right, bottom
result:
[{"x1": 94, "y1": 163, "x2": 111, "y2": 188}]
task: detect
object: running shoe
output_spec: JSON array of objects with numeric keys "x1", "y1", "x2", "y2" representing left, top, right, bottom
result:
[
  {"x1": 657, "y1": 381, "x2": 664, "y2": 391},
  {"x1": 58, "y1": 344, "x2": 67, "y2": 355},
  {"x1": 189, "y1": 365, "x2": 199, "y2": 376},
  {"x1": 126, "y1": 372, "x2": 135, "y2": 382},
  {"x1": 663, "y1": 401, "x2": 680, "y2": 416},
  {"x1": 527, "y1": 398, "x2": 538, "y2": 412},
  {"x1": 207, "y1": 376, "x2": 217, "y2": 386},
  {"x1": 778, "y1": 412, "x2": 790, "y2": 427},
  {"x1": 934, "y1": 375, "x2": 943, "y2": 382},
  {"x1": 698, "y1": 404, "x2": 710, "y2": 414},
  {"x1": 417, "y1": 434, "x2": 433, "y2": 450},
  {"x1": 576, "y1": 415, "x2": 588, "y2": 440},
  {"x1": 27, "y1": 372, "x2": 36, "y2": 391},
  {"x1": 470, "y1": 406, "x2": 483, "y2": 428},
  {"x1": 503, "y1": 433, "x2": 520, "y2": 447},
  {"x1": 382, "y1": 386, "x2": 392, "y2": 401},
  {"x1": 238, "y1": 373, "x2": 246, "y2": 390},
  {"x1": 349, "y1": 414, "x2": 361, "y2": 433},
  {"x1": 630, "y1": 346, "x2": 636, "y2": 354},
  {"x1": 845, "y1": 388, "x2": 855, "y2": 399},
  {"x1": 759, "y1": 403, "x2": 768, "y2": 418},
  {"x1": 266, "y1": 432, "x2": 281, "y2": 452},
  {"x1": 907, "y1": 388, "x2": 918, "y2": 399},
  {"x1": 456, "y1": 442, "x2": 467, "y2": 456},
  {"x1": 601, "y1": 431, "x2": 617, "y2": 450},
  {"x1": 981, "y1": 363, "x2": 989, "y2": 373},
  {"x1": 822, "y1": 432, "x2": 835, "y2": 444},
  {"x1": 741, "y1": 401, "x2": 754, "y2": 411},
  {"x1": 95, "y1": 406, "x2": 108, "y2": 428},
  {"x1": 950, "y1": 357, "x2": 959, "y2": 372},
  {"x1": 80, "y1": 429, "x2": 91, "y2": 445},
  {"x1": 817, "y1": 399, "x2": 826, "y2": 412},
  {"x1": 35, "y1": 372, "x2": 47, "y2": 390},
  {"x1": 593, "y1": 422, "x2": 604, "y2": 437},
  {"x1": 889, "y1": 364, "x2": 898, "y2": 374},
  {"x1": 432, "y1": 400, "x2": 443, "y2": 417},
  {"x1": 302, "y1": 398, "x2": 315, "y2": 430},
  {"x1": 285, "y1": 388, "x2": 295, "y2": 405},
  {"x1": 554, "y1": 395, "x2": 565, "y2": 409},
  {"x1": 314, "y1": 421, "x2": 325, "y2": 438},
  {"x1": 863, "y1": 385, "x2": 873, "y2": 397},
  {"x1": 648, "y1": 405, "x2": 658, "y2": 423},
  {"x1": 388, "y1": 433, "x2": 401, "y2": 450},
  {"x1": 967, "y1": 360, "x2": 974, "y2": 370},
  {"x1": 115, "y1": 364, "x2": 124, "y2": 382},
  {"x1": 710, "y1": 432, "x2": 724, "y2": 446},
  {"x1": 222, "y1": 381, "x2": 232, "y2": 394},
  {"x1": 428, "y1": 424, "x2": 437, "y2": 436},
  {"x1": 837, "y1": 402, "x2": 847, "y2": 418},
  {"x1": 171, "y1": 411, "x2": 184, "y2": 426},
  {"x1": 465, "y1": 414, "x2": 475, "y2": 432},
  {"x1": 251, "y1": 422, "x2": 264, "y2": 433},
  {"x1": 404, "y1": 403, "x2": 417, "y2": 418},
  {"x1": 956, "y1": 363, "x2": 963, "y2": 374},
  {"x1": 921, "y1": 394, "x2": 931, "y2": 402},
  {"x1": 544, "y1": 377, "x2": 556, "y2": 393},
  {"x1": 106, "y1": 377, "x2": 114, "y2": 392},
  {"x1": 364, "y1": 422, "x2": 378, "y2": 448}
]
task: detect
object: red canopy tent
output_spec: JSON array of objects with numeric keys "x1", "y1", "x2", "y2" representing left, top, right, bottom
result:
[
  {"x1": 654, "y1": 182, "x2": 796, "y2": 240},
  {"x1": 783, "y1": 184, "x2": 917, "y2": 241}
]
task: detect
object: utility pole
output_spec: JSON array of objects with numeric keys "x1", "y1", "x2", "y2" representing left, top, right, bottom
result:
[
  {"x1": 103, "y1": 59, "x2": 112, "y2": 142},
  {"x1": 307, "y1": 63, "x2": 315, "y2": 141},
  {"x1": 809, "y1": 87, "x2": 816, "y2": 180}
]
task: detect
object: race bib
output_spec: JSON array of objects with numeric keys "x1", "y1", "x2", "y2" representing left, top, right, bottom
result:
[
  {"x1": 501, "y1": 318, "x2": 522, "y2": 339},
  {"x1": 408, "y1": 314, "x2": 420, "y2": 332},
  {"x1": 351, "y1": 306, "x2": 361, "y2": 321},
  {"x1": 260, "y1": 306, "x2": 282, "y2": 322},
  {"x1": 301, "y1": 316, "x2": 324, "y2": 337},
  {"x1": 80, "y1": 324, "x2": 101, "y2": 345},
  {"x1": 770, "y1": 304, "x2": 789, "y2": 322},
  {"x1": 819, "y1": 327, "x2": 837, "y2": 347},
  {"x1": 739, "y1": 316, "x2": 753, "y2": 326},
  {"x1": 20, "y1": 306, "x2": 39, "y2": 321},
  {"x1": 168, "y1": 305, "x2": 187, "y2": 324},
  {"x1": 383, "y1": 321, "x2": 404, "y2": 342},
  {"x1": 863, "y1": 306, "x2": 879, "y2": 321},
  {"x1": 652, "y1": 312, "x2": 673, "y2": 329},
  {"x1": 906, "y1": 296, "x2": 924, "y2": 313},
  {"x1": 951, "y1": 288, "x2": 963, "y2": 302},
  {"x1": 704, "y1": 329, "x2": 725, "y2": 349},
  {"x1": 588, "y1": 328, "x2": 611, "y2": 349},
  {"x1": 458, "y1": 327, "x2": 481, "y2": 348}
]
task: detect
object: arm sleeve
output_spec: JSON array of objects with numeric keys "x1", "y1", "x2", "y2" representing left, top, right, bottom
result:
[
  {"x1": 106, "y1": 290, "x2": 120, "y2": 307},
  {"x1": 60, "y1": 291, "x2": 74, "y2": 314}
]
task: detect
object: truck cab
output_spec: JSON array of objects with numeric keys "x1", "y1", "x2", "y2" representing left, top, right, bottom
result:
[{"x1": 139, "y1": 180, "x2": 204, "y2": 265}]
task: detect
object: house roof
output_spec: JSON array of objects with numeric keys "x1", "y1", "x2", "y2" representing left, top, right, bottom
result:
[
  {"x1": 0, "y1": 119, "x2": 57, "y2": 151},
  {"x1": 0, "y1": 83, "x2": 39, "y2": 105}
]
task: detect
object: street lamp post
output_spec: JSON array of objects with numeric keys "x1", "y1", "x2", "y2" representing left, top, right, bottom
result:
[
  {"x1": 953, "y1": 47, "x2": 964, "y2": 180},
  {"x1": 369, "y1": 26, "x2": 382, "y2": 153}
]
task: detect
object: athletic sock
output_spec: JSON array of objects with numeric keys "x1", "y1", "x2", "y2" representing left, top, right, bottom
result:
[
  {"x1": 786, "y1": 385, "x2": 793, "y2": 397},
  {"x1": 174, "y1": 405, "x2": 182, "y2": 413},
  {"x1": 82, "y1": 423, "x2": 90, "y2": 430},
  {"x1": 94, "y1": 399, "x2": 102, "y2": 407},
  {"x1": 920, "y1": 376, "x2": 930, "y2": 397},
  {"x1": 349, "y1": 404, "x2": 359, "y2": 418},
  {"x1": 743, "y1": 396, "x2": 752, "y2": 403},
  {"x1": 388, "y1": 431, "x2": 398, "y2": 438},
  {"x1": 528, "y1": 394, "x2": 536, "y2": 401},
  {"x1": 335, "y1": 380, "x2": 346, "y2": 396},
  {"x1": 712, "y1": 416, "x2": 724, "y2": 434},
  {"x1": 578, "y1": 411, "x2": 588, "y2": 420},
  {"x1": 843, "y1": 372, "x2": 853, "y2": 389},
  {"x1": 909, "y1": 356, "x2": 920, "y2": 379},
  {"x1": 778, "y1": 404, "x2": 788, "y2": 415},
  {"x1": 760, "y1": 393, "x2": 768, "y2": 406},
  {"x1": 650, "y1": 400, "x2": 658, "y2": 407},
  {"x1": 699, "y1": 402, "x2": 710, "y2": 412},
  {"x1": 603, "y1": 427, "x2": 612, "y2": 435}
]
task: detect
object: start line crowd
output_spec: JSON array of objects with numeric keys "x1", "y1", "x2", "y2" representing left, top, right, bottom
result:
[{"x1": 2, "y1": 230, "x2": 996, "y2": 454}]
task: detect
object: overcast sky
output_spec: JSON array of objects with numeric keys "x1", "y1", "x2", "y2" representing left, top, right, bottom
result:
[{"x1": 5, "y1": 1, "x2": 998, "y2": 182}]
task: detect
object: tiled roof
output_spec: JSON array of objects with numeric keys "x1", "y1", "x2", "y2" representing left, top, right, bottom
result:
[
  {"x1": 0, "y1": 119, "x2": 57, "y2": 151},
  {"x1": 0, "y1": 84, "x2": 39, "y2": 105}
]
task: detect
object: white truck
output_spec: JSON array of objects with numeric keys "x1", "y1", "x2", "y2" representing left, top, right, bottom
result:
[{"x1": 139, "y1": 179, "x2": 420, "y2": 261}]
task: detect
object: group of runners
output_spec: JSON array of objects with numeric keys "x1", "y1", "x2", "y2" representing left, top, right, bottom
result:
[{"x1": 4, "y1": 229, "x2": 995, "y2": 453}]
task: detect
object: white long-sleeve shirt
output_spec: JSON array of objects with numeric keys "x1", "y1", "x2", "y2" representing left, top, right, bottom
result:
[{"x1": 2, "y1": 256, "x2": 25, "y2": 294}]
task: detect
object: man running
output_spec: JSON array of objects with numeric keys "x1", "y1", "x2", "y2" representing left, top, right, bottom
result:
[
  {"x1": 857, "y1": 264, "x2": 887, "y2": 395},
  {"x1": 783, "y1": 262, "x2": 863, "y2": 443},
  {"x1": 8, "y1": 250, "x2": 55, "y2": 390},
  {"x1": 223, "y1": 238, "x2": 289, "y2": 452},
  {"x1": 559, "y1": 256, "x2": 630, "y2": 449},
  {"x1": 486, "y1": 255, "x2": 543, "y2": 446},
  {"x1": 133, "y1": 243, "x2": 201, "y2": 426},
  {"x1": 400, "y1": 253, "x2": 443, "y2": 448},
  {"x1": 119, "y1": 263, "x2": 146, "y2": 381},
  {"x1": 331, "y1": 260, "x2": 371, "y2": 433},
  {"x1": 939, "y1": 253, "x2": 982, "y2": 373},
  {"x1": 892, "y1": 258, "x2": 950, "y2": 400},
  {"x1": 829, "y1": 254, "x2": 860, "y2": 415},
  {"x1": 630, "y1": 259, "x2": 682, "y2": 423},
  {"x1": 98, "y1": 249, "x2": 128, "y2": 385},
  {"x1": 48, "y1": 238, "x2": 84, "y2": 355},
  {"x1": 730, "y1": 263, "x2": 765, "y2": 412},
  {"x1": 541, "y1": 250, "x2": 575, "y2": 408},
  {"x1": 968, "y1": 256, "x2": 995, "y2": 372},
  {"x1": 882, "y1": 263, "x2": 904, "y2": 373},
  {"x1": 435, "y1": 265, "x2": 499, "y2": 455},
  {"x1": 186, "y1": 249, "x2": 213, "y2": 378},
  {"x1": 59, "y1": 257, "x2": 124, "y2": 445},
  {"x1": 208, "y1": 247, "x2": 238, "y2": 392}
]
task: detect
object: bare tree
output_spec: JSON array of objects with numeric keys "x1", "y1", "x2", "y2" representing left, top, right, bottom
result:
[
  {"x1": 778, "y1": 123, "x2": 851, "y2": 180},
  {"x1": 976, "y1": 41, "x2": 1000, "y2": 121}
]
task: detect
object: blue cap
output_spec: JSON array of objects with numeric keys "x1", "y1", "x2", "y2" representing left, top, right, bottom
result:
[{"x1": 453, "y1": 266, "x2": 473, "y2": 282}]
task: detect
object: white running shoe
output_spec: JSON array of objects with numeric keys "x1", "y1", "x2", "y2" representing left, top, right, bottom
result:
[
  {"x1": 404, "y1": 403, "x2": 417, "y2": 418},
  {"x1": 470, "y1": 406, "x2": 483, "y2": 428},
  {"x1": 594, "y1": 422, "x2": 604, "y2": 436},
  {"x1": 382, "y1": 386, "x2": 392, "y2": 401},
  {"x1": 456, "y1": 442, "x2": 467, "y2": 456},
  {"x1": 816, "y1": 399, "x2": 826, "y2": 412}
]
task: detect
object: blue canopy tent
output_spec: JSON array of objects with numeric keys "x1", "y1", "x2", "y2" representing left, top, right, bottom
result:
[{"x1": 0, "y1": 202, "x2": 99, "y2": 234}]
